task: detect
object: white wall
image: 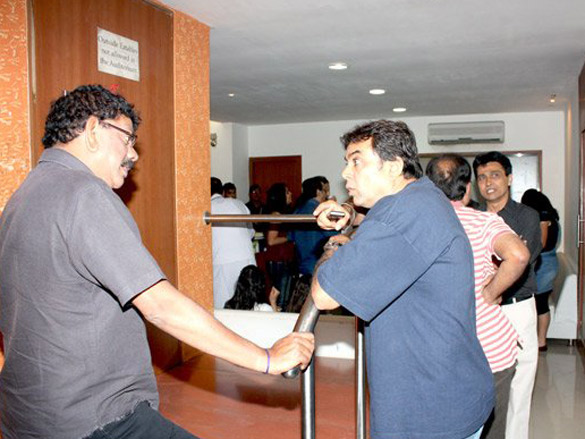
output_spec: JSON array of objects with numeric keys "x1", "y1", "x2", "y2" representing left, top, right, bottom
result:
[
  {"x1": 210, "y1": 121, "x2": 250, "y2": 202},
  {"x1": 248, "y1": 111, "x2": 567, "y2": 249},
  {"x1": 210, "y1": 121, "x2": 233, "y2": 183},
  {"x1": 232, "y1": 123, "x2": 250, "y2": 199}
]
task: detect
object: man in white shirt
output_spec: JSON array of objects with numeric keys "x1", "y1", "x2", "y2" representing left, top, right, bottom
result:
[{"x1": 211, "y1": 177, "x2": 256, "y2": 308}]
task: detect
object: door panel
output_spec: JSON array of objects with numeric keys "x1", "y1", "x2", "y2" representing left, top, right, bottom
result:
[
  {"x1": 249, "y1": 156, "x2": 302, "y2": 205},
  {"x1": 31, "y1": 0, "x2": 180, "y2": 371}
]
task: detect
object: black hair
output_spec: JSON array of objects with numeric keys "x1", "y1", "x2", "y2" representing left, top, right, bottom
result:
[
  {"x1": 425, "y1": 154, "x2": 471, "y2": 201},
  {"x1": 223, "y1": 182, "x2": 236, "y2": 192},
  {"x1": 211, "y1": 177, "x2": 223, "y2": 195},
  {"x1": 42, "y1": 84, "x2": 140, "y2": 149},
  {"x1": 341, "y1": 119, "x2": 423, "y2": 179},
  {"x1": 472, "y1": 151, "x2": 512, "y2": 177},
  {"x1": 224, "y1": 265, "x2": 268, "y2": 310},
  {"x1": 521, "y1": 189, "x2": 559, "y2": 220},
  {"x1": 249, "y1": 184, "x2": 261, "y2": 195},
  {"x1": 295, "y1": 176, "x2": 328, "y2": 209},
  {"x1": 266, "y1": 182, "x2": 291, "y2": 214}
]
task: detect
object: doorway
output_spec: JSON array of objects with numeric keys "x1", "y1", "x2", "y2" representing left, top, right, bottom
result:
[{"x1": 249, "y1": 155, "x2": 302, "y2": 205}]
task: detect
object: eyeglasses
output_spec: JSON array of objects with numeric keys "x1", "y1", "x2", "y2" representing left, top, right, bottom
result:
[{"x1": 101, "y1": 121, "x2": 138, "y2": 147}]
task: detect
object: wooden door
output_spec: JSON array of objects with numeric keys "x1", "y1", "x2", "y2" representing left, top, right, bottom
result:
[
  {"x1": 249, "y1": 156, "x2": 302, "y2": 205},
  {"x1": 31, "y1": 0, "x2": 180, "y2": 371}
]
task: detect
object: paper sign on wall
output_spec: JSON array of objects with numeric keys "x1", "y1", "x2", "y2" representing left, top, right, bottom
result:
[{"x1": 97, "y1": 28, "x2": 140, "y2": 82}]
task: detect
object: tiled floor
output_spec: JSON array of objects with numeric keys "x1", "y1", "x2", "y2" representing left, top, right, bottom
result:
[
  {"x1": 158, "y1": 341, "x2": 585, "y2": 439},
  {"x1": 529, "y1": 341, "x2": 585, "y2": 439}
]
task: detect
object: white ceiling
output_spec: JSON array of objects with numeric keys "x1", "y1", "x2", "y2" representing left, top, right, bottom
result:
[{"x1": 164, "y1": 0, "x2": 585, "y2": 125}]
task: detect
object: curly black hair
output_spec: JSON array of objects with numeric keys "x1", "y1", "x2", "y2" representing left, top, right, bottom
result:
[
  {"x1": 224, "y1": 265, "x2": 268, "y2": 310},
  {"x1": 42, "y1": 84, "x2": 140, "y2": 149}
]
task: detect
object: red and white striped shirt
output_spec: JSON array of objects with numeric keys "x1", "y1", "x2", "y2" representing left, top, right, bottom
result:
[{"x1": 452, "y1": 201, "x2": 519, "y2": 373}]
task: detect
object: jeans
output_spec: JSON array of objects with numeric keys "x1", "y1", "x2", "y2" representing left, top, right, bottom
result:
[{"x1": 85, "y1": 401, "x2": 198, "y2": 439}]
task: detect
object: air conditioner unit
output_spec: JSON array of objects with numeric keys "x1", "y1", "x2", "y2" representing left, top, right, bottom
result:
[{"x1": 428, "y1": 121, "x2": 505, "y2": 145}]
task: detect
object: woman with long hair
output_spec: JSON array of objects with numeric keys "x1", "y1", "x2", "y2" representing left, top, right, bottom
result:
[
  {"x1": 521, "y1": 189, "x2": 560, "y2": 352},
  {"x1": 224, "y1": 265, "x2": 279, "y2": 312},
  {"x1": 261, "y1": 183, "x2": 296, "y2": 308}
]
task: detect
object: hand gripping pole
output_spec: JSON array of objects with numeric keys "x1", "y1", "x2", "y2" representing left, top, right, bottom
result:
[{"x1": 281, "y1": 295, "x2": 321, "y2": 379}]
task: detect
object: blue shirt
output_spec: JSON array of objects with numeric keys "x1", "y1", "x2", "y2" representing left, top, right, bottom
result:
[
  {"x1": 318, "y1": 177, "x2": 494, "y2": 439},
  {"x1": 289, "y1": 198, "x2": 336, "y2": 275}
]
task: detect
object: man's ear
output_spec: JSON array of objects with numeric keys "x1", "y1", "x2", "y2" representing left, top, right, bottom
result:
[
  {"x1": 508, "y1": 173, "x2": 513, "y2": 187},
  {"x1": 84, "y1": 116, "x2": 101, "y2": 152},
  {"x1": 387, "y1": 157, "x2": 404, "y2": 177}
]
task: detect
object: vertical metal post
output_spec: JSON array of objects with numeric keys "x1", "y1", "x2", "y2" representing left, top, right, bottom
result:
[
  {"x1": 301, "y1": 360, "x2": 315, "y2": 439},
  {"x1": 356, "y1": 318, "x2": 366, "y2": 439}
]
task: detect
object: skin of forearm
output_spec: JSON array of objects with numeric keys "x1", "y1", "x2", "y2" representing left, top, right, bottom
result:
[
  {"x1": 482, "y1": 259, "x2": 527, "y2": 304},
  {"x1": 483, "y1": 234, "x2": 530, "y2": 304},
  {"x1": 267, "y1": 232, "x2": 287, "y2": 246},
  {"x1": 311, "y1": 245, "x2": 342, "y2": 310},
  {"x1": 135, "y1": 281, "x2": 267, "y2": 372}
]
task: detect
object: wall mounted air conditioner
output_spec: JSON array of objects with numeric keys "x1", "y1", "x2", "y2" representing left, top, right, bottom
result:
[{"x1": 428, "y1": 121, "x2": 505, "y2": 145}]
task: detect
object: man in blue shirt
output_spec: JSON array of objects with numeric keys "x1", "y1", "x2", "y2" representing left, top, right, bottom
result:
[
  {"x1": 311, "y1": 120, "x2": 494, "y2": 439},
  {"x1": 290, "y1": 176, "x2": 337, "y2": 275}
]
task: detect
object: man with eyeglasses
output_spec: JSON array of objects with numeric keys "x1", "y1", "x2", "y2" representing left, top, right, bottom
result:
[{"x1": 0, "y1": 85, "x2": 314, "y2": 439}]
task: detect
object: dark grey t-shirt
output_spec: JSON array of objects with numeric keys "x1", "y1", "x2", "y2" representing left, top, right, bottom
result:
[{"x1": 0, "y1": 148, "x2": 165, "y2": 439}]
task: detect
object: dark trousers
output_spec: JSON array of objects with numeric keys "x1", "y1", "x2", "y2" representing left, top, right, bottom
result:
[
  {"x1": 481, "y1": 363, "x2": 516, "y2": 439},
  {"x1": 85, "y1": 401, "x2": 199, "y2": 439}
]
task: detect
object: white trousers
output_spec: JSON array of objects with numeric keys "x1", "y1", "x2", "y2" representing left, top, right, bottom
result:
[{"x1": 501, "y1": 297, "x2": 538, "y2": 439}]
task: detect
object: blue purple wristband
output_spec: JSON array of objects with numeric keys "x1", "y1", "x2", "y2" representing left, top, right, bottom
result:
[{"x1": 264, "y1": 348, "x2": 270, "y2": 374}]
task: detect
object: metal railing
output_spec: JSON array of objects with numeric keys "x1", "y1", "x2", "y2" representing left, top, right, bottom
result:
[{"x1": 204, "y1": 211, "x2": 366, "y2": 439}]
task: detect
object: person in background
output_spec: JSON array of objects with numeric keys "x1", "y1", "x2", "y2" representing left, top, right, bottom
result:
[
  {"x1": 0, "y1": 85, "x2": 314, "y2": 439},
  {"x1": 290, "y1": 176, "x2": 337, "y2": 275},
  {"x1": 426, "y1": 154, "x2": 530, "y2": 439},
  {"x1": 222, "y1": 182, "x2": 237, "y2": 199},
  {"x1": 211, "y1": 177, "x2": 256, "y2": 308},
  {"x1": 521, "y1": 189, "x2": 560, "y2": 352},
  {"x1": 473, "y1": 151, "x2": 541, "y2": 439},
  {"x1": 263, "y1": 183, "x2": 296, "y2": 308},
  {"x1": 246, "y1": 184, "x2": 265, "y2": 215},
  {"x1": 224, "y1": 265, "x2": 280, "y2": 312},
  {"x1": 246, "y1": 184, "x2": 268, "y2": 251}
]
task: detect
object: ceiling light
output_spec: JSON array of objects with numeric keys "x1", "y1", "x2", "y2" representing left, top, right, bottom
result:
[
  {"x1": 369, "y1": 89, "x2": 386, "y2": 95},
  {"x1": 549, "y1": 94, "x2": 556, "y2": 103},
  {"x1": 228, "y1": 93, "x2": 235, "y2": 98},
  {"x1": 328, "y1": 62, "x2": 348, "y2": 71},
  {"x1": 393, "y1": 107, "x2": 407, "y2": 113}
]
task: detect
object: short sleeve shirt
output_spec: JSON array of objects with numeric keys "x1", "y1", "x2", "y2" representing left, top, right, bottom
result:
[
  {"x1": 483, "y1": 198, "x2": 541, "y2": 301},
  {"x1": 0, "y1": 148, "x2": 165, "y2": 439},
  {"x1": 290, "y1": 198, "x2": 336, "y2": 275},
  {"x1": 318, "y1": 177, "x2": 494, "y2": 439},
  {"x1": 453, "y1": 202, "x2": 519, "y2": 372}
]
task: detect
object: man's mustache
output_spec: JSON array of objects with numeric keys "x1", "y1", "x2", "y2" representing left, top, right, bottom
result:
[{"x1": 122, "y1": 158, "x2": 135, "y2": 170}]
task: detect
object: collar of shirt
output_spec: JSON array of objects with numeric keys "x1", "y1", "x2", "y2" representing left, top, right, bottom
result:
[{"x1": 40, "y1": 147, "x2": 94, "y2": 174}]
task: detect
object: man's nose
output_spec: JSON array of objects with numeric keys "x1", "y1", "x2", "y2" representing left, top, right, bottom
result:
[
  {"x1": 128, "y1": 146, "x2": 139, "y2": 162},
  {"x1": 341, "y1": 164, "x2": 350, "y2": 180}
]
